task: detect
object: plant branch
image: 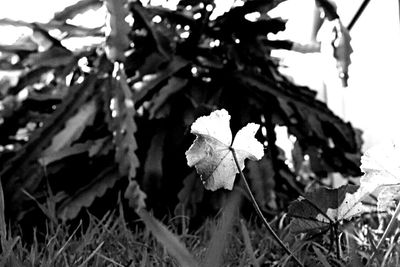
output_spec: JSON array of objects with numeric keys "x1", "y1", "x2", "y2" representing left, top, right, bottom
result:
[{"x1": 230, "y1": 147, "x2": 304, "y2": 267}]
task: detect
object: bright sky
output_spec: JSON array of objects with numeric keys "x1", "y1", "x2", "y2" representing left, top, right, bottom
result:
[{"x1": 1, "y1": 0, "x2": 399, "y2": 150}]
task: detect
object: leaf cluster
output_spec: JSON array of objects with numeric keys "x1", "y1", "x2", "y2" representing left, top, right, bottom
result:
[{"x1": 0, "y1": 0, "x2": 361, "y2": 228}]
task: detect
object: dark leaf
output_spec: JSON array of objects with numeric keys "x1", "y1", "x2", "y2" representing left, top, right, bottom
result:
[
  {"x1": 175, "y1": 171, "x2": 204, "y2": 217},
  {"x1": 142, "y1": 131, "x2": 165, "y2": 193},
  {"x1": 288, "y1": 185, "x2": 366, "y2": 234},
  {"x1": 58, "y1": 166, "x2": 120, "y2": 221},
  {"x1": 53, "y1": 0, "x2": 102, "y2": 22},
  {"x1": 41, "y1": 99, "x2": 97, "y2": 154},
  {"x1": 105, "y1": 72, "x2": 139, "y2": 179},
  {"x1": 130, "y1": 2, "x2": 173, "y2": 59},
  {"x1": 148, "y1": 76, "x2": 188, "y2": 119},
  {"x1": 23, "y1": 46, "x2": 74, "y2": 68},
  {"x1": 132, "y1": 56, "x2": 188, "y2": 105},
  {"x1": 246, "y1": 155, "x2": 277, "y2": 210},
  {"x1": 1, "y1": 73, "x2": 100, "y2": 215}
]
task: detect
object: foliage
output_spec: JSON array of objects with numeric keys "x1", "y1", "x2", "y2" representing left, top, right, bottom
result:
[{"x1": 0, "y1": 0, "x2": 362, "y2": 226}]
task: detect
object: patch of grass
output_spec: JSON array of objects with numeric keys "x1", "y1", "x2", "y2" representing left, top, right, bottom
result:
[{"x1": 1, "y1": 193, "x2": 400, "y2": 266}]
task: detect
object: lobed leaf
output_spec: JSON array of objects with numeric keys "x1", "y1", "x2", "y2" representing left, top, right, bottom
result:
[
  {"x1": 186, "y1": 109, "x2": 264, "y2": 191},
  {"x1": 288, "y1": 185, "x2": 367, "y2": 234}
]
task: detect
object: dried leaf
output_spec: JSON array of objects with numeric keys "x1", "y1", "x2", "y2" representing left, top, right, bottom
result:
[{"x1": 186, "y1": 109, "x2": 264, "y2": 191}]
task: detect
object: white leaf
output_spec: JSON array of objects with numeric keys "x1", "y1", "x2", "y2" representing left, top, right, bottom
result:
[{"x1": 185, "y1": 109, "x2": 264, "y2": 191}]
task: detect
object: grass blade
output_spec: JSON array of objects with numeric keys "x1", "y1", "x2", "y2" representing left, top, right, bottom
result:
[
  {"x1": 0, "y1": 179, "x2": 6, "y2": 247},
  {"x1": 366, "y1": 200, "x2": 400, "y2": 266},
  {"x1": 202, "y1": 190, "x2": 241, "y2": 267},
  {"x1": 138, "y1": 209, "x2": 199, "y2": 267},
  {"x1": 240, "y1": 219, "x2": 259, "y2": 267}
]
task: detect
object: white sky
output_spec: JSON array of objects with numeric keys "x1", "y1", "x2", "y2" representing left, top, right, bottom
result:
[{"x1": 1, "y1": 0, "x2": 399, "y2": 150}]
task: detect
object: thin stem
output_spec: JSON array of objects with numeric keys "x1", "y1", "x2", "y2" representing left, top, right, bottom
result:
[
  {"x1": 366, "y1": 200, "x2": 400, "y2": 266},
  {"x1": 230, "y1": 147, "x2": 304, "y2": 267},
  {"x1": 334, "y1": 223, "x2": 341, "y2": 260}
]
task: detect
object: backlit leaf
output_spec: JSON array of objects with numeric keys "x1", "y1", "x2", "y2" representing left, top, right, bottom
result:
[
  {"x1": 288, "y1": 185, "x2": 366, "y2": 234},
  {"x1": 186, "y1": 109, "x2": 264, "y2": 191}
]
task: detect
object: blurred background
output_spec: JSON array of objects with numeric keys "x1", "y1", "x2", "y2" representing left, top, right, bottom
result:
[{"x1": 1, "y1": 0, "x2": 400, "y2": 150}]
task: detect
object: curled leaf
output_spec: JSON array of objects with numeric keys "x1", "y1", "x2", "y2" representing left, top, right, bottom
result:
[{"x1": 186, "y1": 109, "x2": 264, "y2": 191}]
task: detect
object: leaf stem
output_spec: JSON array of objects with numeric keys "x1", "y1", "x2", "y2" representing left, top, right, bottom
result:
[
  {"x1": 366, "y1": 199, "x2": 400, "y2": 266},
  {"x1": 230, "y1": 147, "x2": 304, "y2": 267},
  {"x1": 334, "y1": 222, "x2": 341, "y2": 260}
]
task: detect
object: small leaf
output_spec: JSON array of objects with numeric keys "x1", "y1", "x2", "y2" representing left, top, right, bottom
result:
[
  {"x1": 186, "y1": 109, "x2": 264, "y2": 191},
  {"x1": 138, "y1": 209, "x2": 199, "y2": 267},
  {"x1": 288, "y1": 185, "x2": 367, "y2": 234}
]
